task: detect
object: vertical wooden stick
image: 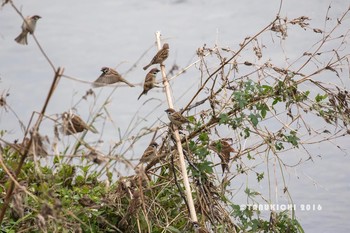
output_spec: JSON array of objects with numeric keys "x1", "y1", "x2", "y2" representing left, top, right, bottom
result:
[{"x1": 155, "y1": 32, "x2": 198, "y2": 223}]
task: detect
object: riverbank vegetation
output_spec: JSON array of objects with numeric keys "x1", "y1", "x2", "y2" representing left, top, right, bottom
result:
[{"x1": 1, "y1": 1, "x2": 349, "y2": 232}]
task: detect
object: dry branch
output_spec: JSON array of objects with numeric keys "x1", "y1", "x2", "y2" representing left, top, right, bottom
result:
[{"x1": 0, "y1": 67, "x2": 63, "y2": 224}]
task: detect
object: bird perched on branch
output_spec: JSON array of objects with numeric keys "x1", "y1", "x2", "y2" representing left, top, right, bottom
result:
[
  {"x1": 6, "y1": 136, "x2": 48, "y2": 157},
  {"x1": 143, "y1": 43, "x2": 169, "y2": 70},
  {"x1": 209, "y1": 139, "x2": 235, "y2": 173},
  {"x1": 93, "y1": 67, "x2": 135, "y2": 88},
  {"x1": 139, "y1": 142, "x2": 159, "y2": 164},
  {"x1": 193, "y1": 222, "x2": 210, "y2": 233},
  {"x1": 138, "y1": 68, "x2": 160, "y2": 100},
  {"x1": 165, "y1": 108, "x2": 190, "y2": 128},
  {"x1": 61, "y1": 112, "x2": 98, "y2": 135},
  {"x1": 15, "y1": 15, "x2": 41, "y2": 45}
]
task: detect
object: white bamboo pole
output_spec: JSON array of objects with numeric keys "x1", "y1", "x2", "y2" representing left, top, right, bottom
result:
[{"x1": 155, "y1": 31, "x2": 198, "y2": 223}]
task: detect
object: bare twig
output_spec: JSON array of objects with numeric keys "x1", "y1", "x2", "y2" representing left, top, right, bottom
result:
[
  {"x1": 182, "y1": 17, "x2": 280, "y2": 113},
  {"x1": 10, "y1": 1, "x2": 56, "y2": 72},
  {"x1": 0, "y1": 67, "x2": 63, "y2": 224}
]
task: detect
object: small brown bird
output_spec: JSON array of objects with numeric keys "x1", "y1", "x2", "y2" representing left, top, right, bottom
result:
[
  {"x1": 165, "y1": 108, "x2": 190, "y2": 128},
  {"x1": 93, "y1": 67, "x2": 135, "y2": 88},
  {"x1": 61, "y1": 112, "x2": 98, "y2": 135},
  {"x1": 119, "y1": 190, "x2": 141, "y2": 228},
  {"x1": 193, "y1": 222, "x2": 210, "y2": 233},
  {"x1": 139, "y1": 142, "x2": 158, "y2": 164},
  {"x1": 78, "y1": 195, "x2": 99, "y2": 208},
  {"x1": 7, "y1": 138, "x2": 30, "y2": 155},
  {"x1": 7, "y1": 136, "x2": 48, "y2": 156},
  {"x1": 209, "y1": 139, "x2": 235, "y2": 173},
  {"x1": 143, "y1": 43, "x2": 169, "y2": 70},
  {"x1": 15, "y1": 15, "x2": 41, "y2": 45},
  {"x1": 138, "y1": 68, "x2": 160, "y2": 100}
]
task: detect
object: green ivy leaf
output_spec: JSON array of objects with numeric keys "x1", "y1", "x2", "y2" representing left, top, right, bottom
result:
[
  {"x1": 233, "y1": 91, "x2": 248, "y2": 109},
  {"x1": 231, "y1": 204, "x2": 243, "y2": 217},
  {"x1": 261, "y1": 85, "x2": 273, "y2": 94},
  {"x1": 196, "y1": 147, "x2": 209, "y2": 158},
  {"x1": 256, "y1": 172, "x2": 264, "y2": 182},
  {"x1": 261, "y1": 108, "x2": 267, "y2": 119},
  {"x1": 257, "y1": 103, "x2": 268, "y2": 119},
  {"x1": 275, "y1": 142, "x2": 284, "y2": 151},
  {"x1": 199, "y1": 132, "x2": 209, "y2": 143},
  {"x1": 219, "y1": 113, "x2": 230, "y2": 125},
  {"x1": 284, "y1": 131, "x2": 300, "y2": 148},
  {"x1": 315, "y1": 93, "x2": 328, "y2": 102},
  {"x1": 107, "y1": 171, "x2": 113, "y2": 183},
  {"x1": 80, "y1": 185, "x2": 91, "y2": 194},
  {"x1": 244, "y1": 187, "x2": 259, "y2": 197},
  {"x1": 247, "y1": 152, "x2": 254, "y2": 160},
  {"x1": 189, "y1": 140, "x2": 196, "y2": 151},
  {"x1": 53, "y1": 155, "x2": 60, "y2": 165},
  {"x1": 243, "y1": 128, "x2": 250, "y2": 139},
  {"x1": 199, "y1": 160, "x2": 213, "y2": 173},
  {"x1": 187, "y1": 115, "x2": 196, "y2": 123},
  {"x1": 75, "y1": 175, "x2": 85, "y2": 186},
  {"x1": 192, "y1": 161, "x2": 213, "y2": 177},
  {"x1": 272, "y1": 96, "x2": 282, "y2": 105},
  {"x1": 249, "y1": 113, "x2": 259, "y2": 127}
]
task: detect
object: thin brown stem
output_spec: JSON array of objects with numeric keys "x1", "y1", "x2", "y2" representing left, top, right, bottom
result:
[{"x1": 0, "y1": 67, "x2": 63, "y2": 224}]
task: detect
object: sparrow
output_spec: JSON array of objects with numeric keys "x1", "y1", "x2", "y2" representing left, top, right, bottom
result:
[
  {"x1": 61, "y1": 112, "x2": 98, "y2": 135},
  {"x1": 209, "y1": 139, "x2": 235, "y2": 173},
  {"x1": 92, "y1": 67, "x2": 135, "y2": 88},
  {"x1": 139, "y1": 142, "x2": 158, "y2": 164},
  {"x1": 7, "y1": 136, "x2": 48, "y2": 156},
  {"x1": 78, "y1": 195, "x2": 99, "y2": 208},
  {"x1": 118, "y1": 190, "x2": 141, "y2": 228},
  {"x1": 138, "y1": 68, "x2": 160, "y2": 100},
  {"x1": 143, "y1": 43, "x2": 169, "y2": 70},
  {"x1": 165, "y1": 108, "x2": 190, "y2": 128},
  {"x1": 193, "y1": 222, "x2": 210, "y2": 233},
  {"x1": 6, "y1": 139, "x2": 28, "y2": 155},
  {"x1": 15, "y1": 15, "x2": 41, "y2": 45}
]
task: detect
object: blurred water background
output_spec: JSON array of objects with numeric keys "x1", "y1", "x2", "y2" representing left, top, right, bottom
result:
[{"x1": 1, "y1": 0, "x2": 350, "y2": 232}]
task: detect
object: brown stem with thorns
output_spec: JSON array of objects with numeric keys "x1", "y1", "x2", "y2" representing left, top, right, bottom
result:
[{"x1": 0, "y1": 67, "x2": 64, "y2": 224}]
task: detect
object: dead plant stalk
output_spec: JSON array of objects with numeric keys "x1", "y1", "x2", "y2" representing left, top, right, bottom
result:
[
  {"x1": 155, "y1": 32, "x2": 198, "y2": 223},
  {"x1": 0, "y1": 67, "x2": 64, "y2": 224}
]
